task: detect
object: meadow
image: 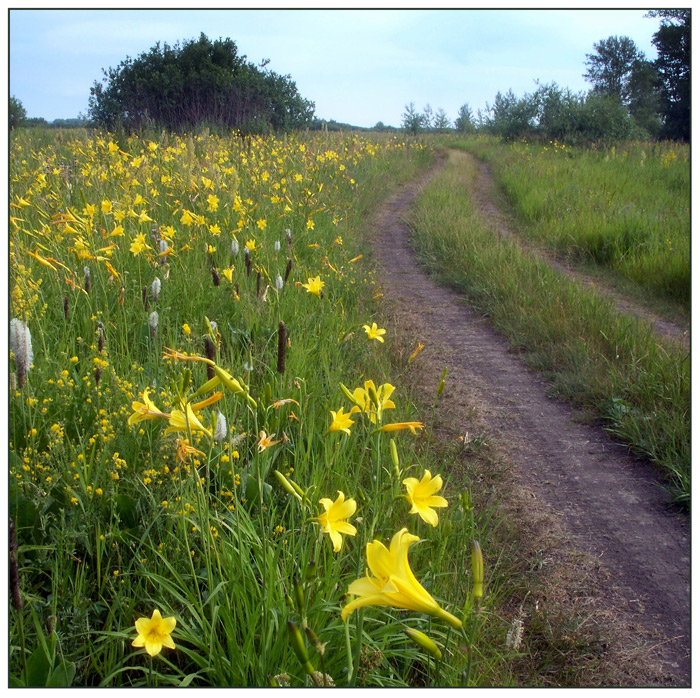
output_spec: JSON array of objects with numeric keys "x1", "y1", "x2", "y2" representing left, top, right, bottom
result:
[
  {"x1": 8, "y1": 128, "x2": 503, "y2": 687},
  {"x1": 458, "y1": 137, "x2": 690, "y2": 312}
]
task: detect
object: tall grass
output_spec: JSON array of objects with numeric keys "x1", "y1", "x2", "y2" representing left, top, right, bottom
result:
[
  {"x1": 408, "y1": 150, "x2": 689, "y2": 503},
  {"x1": 456, "y1": 137, "x2": 690, "y2": 309},
  {"x1": 9, "y1": 128, "x2": 518, "y2": 687}
]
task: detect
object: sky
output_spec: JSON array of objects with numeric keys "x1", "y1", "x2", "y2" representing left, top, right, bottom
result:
[{"x1": 6, "y1": 3, "x2": 666, "y2": 128}]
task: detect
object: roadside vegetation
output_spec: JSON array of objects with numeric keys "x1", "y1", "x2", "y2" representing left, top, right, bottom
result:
[
  {"x1": 408, "y1": 145, "x2": 689, "y2": 504},
  {"x1": 10, "y1": 127, "x2": 548, "y2": 687},
  {"x1": 459, "y1": 137, "x2": 689, "y2": 310}
]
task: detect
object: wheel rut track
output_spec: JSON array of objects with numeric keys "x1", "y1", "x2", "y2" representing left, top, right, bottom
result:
[{"x1": 370, "y1": 155, "x2": 689, "y2": 686}]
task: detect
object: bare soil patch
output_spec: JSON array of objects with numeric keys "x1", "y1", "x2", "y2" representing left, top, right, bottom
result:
[{"x1": 369, "y1": 154, "x2": 690, "y2": 686}]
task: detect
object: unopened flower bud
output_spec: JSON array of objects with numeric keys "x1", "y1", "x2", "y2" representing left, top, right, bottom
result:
[
  {"x1": 287, "y1": 620, "x2": 314, "y2": 675},
  {"x1": 472, "y1": 540, "x2": 484, "y2": 600},
  {"x1": 403, "y1": 627, "x2": 442, "y2": 660},
  {"x1": 389, "y1": 438, "x2": 400, "y2": 478}
]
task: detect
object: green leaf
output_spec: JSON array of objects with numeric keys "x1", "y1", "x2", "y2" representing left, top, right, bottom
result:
[{"x1": 47, "y1": 660, "x2": 76, "y2": 687}]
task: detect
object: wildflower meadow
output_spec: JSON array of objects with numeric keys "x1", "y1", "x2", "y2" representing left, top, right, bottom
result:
[{"x1": 9, "y1": 129, "x2": 488, "y2": 687}]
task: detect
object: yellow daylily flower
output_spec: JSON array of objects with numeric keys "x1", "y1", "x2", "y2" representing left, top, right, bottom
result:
[
  {"x1": 327, "y1": 407, "x2": 355, "y2": 436},
  {"x1": 129, "y1": 233, "x2": 151, "y2": 256},
  {"x1": 165, "y1": 403, "x2": 212, "y2": 438},
  {"x1": 316, "y1": 491, "x2": 357, "y2": 552},
  {"x1": 132, "y1": 609, "x2": 177, "y2": 657},
  {"x1": 341, "y1": 528, "x2": 461, "y2": 629},
  {"x1": 257, "y1": 430, "x2": 281, "y2": 452},
  {"x1": 128, "y1": 388, "x2": 171, "y2": 426},
  {"x1": 176, "y1": 438, "x2": 205, "y2": 463},
  {"x1": 363, "y1": 322, "x2": 386, "y2": 343},
  {"x1": 345, "y1": 380, "x2": 396, "y2": 424},
  {"x1": 403, "y1": 470, "x2": 448, "y2": 527},
  {"x1": 301, "y1": 275, "x2": 324, "y2": 297}
]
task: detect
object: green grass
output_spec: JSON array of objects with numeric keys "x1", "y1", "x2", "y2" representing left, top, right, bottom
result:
[
  {"x1": 408, "y1": 148, "x2": 689, "y2": 504},
  {"x1": 456, "y1": 136, "x2": 690, "y2": 310},
  {"x1": 9, "y1": 128, "x2": 527, "y2": 687}
]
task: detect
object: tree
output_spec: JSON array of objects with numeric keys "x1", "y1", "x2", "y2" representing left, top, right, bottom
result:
[
  {"x1": 433, "y1": 107, "x2": 451, "y2": 131},
  {"x1": 454, "y1": 103, "x2": 476, "y2": 133},
  {"x1": 584, "y1": 36, "x2": 645, "y2": 104},
  {"x1": 422, "y1": 104, "x2": 434, "y2": 130},
  {"x1": 626, "y1": 59, "x2": 662, "y2": 138},
  {"x1": 9, "y1": 96, "x2": 26, "y2": 130},
  {"x1": 401, "y1": 102, "x2": 423, "y2": 135},
  {"x1": 88, "y1": 33, "x2": 314, "y2": 133},
  {"x1": 647, "y1": 10, "x2": 690, "y2": 140}
]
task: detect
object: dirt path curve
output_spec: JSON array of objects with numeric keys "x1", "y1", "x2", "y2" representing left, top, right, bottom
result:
[
  {"x1": 370, "y1": 153, "x2": 690, "y2": 686},
  {"x1": 471, "y1": 158, "x2": 690, "y2": 350}
]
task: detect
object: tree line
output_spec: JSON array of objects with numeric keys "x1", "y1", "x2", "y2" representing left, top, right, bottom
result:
[{"x1": 402, "y1": 10, "x2": 689, "y2": 143}]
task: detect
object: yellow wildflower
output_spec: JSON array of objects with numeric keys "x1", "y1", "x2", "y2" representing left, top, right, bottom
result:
[
  {"x1": 403, "y1": 470, "x2": 448, "y2": 527},
  {"x1": 341, "y1": 528, "x2": 461, "y2": 629},
  {"x1": 316, "y1": 491, "x2": 357, "y2": 552},
  {"x1": 132, "y1": 609, "x2": 176, "y2": 657}
]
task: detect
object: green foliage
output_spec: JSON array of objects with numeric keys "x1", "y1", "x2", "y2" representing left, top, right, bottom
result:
[
  {"x1": 482, "y1": 83, "x2": 633, "y2": 145},
  {"x1": 401, "y1": 102, "x2": 424, "y2": 135},
  {"x1": 88, "y1": 33, "x2": 314, "y2": 133},
  {"x1": 648, "y1": 10, "x2": 690, "y2": 141},
  {"x1": 10, "y1": 95, "x2": 27, "y2": 130},
  {"x1": 583, "y1": 36, "x2": 645, "y2": 103},
  {"x1": 454, "y1": 104, "x2": 476, "y2": 134}
]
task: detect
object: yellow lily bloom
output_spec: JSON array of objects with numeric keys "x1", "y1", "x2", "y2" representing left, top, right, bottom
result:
[
  {"x1": 317, "y1": 491, "x2": 357, "y2": 552},
  {"x1": 341, "y1": 528, "x2": 461, "y2": 629},
  {"x1": 346, "y1": 380, "x2": 396, "y2": 424},
  {"x1": 301, "y1": 275, "x2": 324, "y2": 297},
  {"x1": 132, "y1": 609, "x2": 176, "y2": 657},
  {"x1": 165, "y1": 403, "x2": 212, "y2": 438},
  {"x1": 128, "y1": 388, "x2": 171, "y2": 426},
  {"x1": 363, "y1": 322, "x2": 386, "y2": 343},
  {"x1": 327, "y1": 407, "x2": 355, "y2": 436},
  {"x1": 403, "y1": 470, "x2": 448, "y2": 527}
]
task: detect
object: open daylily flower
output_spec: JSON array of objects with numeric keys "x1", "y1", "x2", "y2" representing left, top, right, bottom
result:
[
  {"x1": 327, "y1": 407, "x2": 355, "y2": 436},
  {"x1": 301, "y1": 275, "x2": 324, "y2": 297},
  {"x1": 316, "y1": 491, "x2": 357, "y2": 552},
  {"x1": 342, "y1": 380, "x2": 396, "y2": 424},
  {"x1": 363, "y1": 322, "x2": 386, "y2": 343},
  {"x1": 403, "y1": 470, "x2": 448, "y2": 527},
  {"x1": 128, "y1": 388, "x2": 171, "y2": 426},
  {"x1": 132, "y1": 609, "x2": 177, "y2": 657},
  {"x1": 165, "y1": 403, "x2": 212, "y2": 438},
  {"x1": 341, "y1": 528, "x2": 461, "y2": 629}
]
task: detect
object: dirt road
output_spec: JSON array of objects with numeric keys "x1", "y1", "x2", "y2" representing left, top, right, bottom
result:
[{"x1": 370, "y1": 152, "x2": 690, "y2": 686}]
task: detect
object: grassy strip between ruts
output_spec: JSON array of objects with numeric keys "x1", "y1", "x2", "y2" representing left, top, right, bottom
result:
[
  {"x1": 452, "y1": 136, "x2": 690, "y2": 311},
  {"x1": 407, "y1": 148, "x2": 689, "y2": 505}
]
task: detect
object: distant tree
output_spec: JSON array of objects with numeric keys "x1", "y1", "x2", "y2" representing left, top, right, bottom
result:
[
  {"x1": 485, "y1": 89, "x2": 538, "y2": 141},
  {"x1": 9, "y1": 96, "x2": 26, "y2": 130},
  {"x1": 647, "y1": 10, "x2": 690, "y2": 140},
  {"x1": 584, "y1": 36, "x2": 645, "y2": 104},
  {"x1": 626, "y1": 59, "x2": 662, "y2": 138},
  {"x1": 25, "y1": 117, "x2": 49, "y2": 128},
  {"x1": 401, "y1": 102, "x2": 424, "y2": 134},
  {"x1": 88, "y1": 33, "x2": 314, "y2": 133},
  {"x1": 422, "y1": 104, "x2": 434, "y2": 130},
  {"x1": 433, "y1": 107, "x2": 451, "y2": 131},
  {"x1": 454, "y1": 103, "x2": 476, "y2": 133}
]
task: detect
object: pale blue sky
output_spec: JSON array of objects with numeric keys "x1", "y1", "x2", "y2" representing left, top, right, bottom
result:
[{"x1": 9, "y1": 7, "x2": 661, "y2": 128}]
